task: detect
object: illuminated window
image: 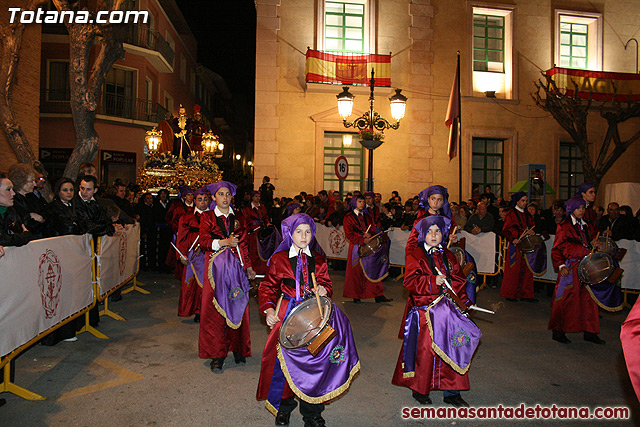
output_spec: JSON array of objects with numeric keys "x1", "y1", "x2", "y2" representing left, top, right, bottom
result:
[
  {"x1": 473, "y1": 14, "x2": 504, "y2": 73},
  {"x1": 323, "y1": 132, "x2": 363, "y2": 197},
  {"x1": 555, "y1": 10, "x2": 602, "y2": 71},
  {"x1": 318, "y1": 1, "x2": 374, "y2": 54}
]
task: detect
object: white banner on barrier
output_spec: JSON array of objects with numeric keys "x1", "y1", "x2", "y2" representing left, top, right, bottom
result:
[
  {"x1": 618, "y1": 240, "x2": 640, "y2": 291},
  {"x1": 315, "y1": 224, "x2": 349, "y2": 259},
  {"x1": 0, "y1": 234, "x2": 93, "y2": 357},
  {"x1": 98, "y1": 223, "x2": 140, "y2": 296},
  {"x1": 459, "y1": 231, "x2": 497, "y2": 274}
]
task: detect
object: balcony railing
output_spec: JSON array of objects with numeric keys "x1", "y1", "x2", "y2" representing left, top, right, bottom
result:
[
  {"x1": 41, "y1": 90, "x2": 169, "y2": 124},
  {"x1": 123, "y1": 26, "x2": 175, "y2": 66}
]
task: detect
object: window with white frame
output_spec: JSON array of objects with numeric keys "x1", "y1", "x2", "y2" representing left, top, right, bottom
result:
[
  {"x1": 317, "y1": 1, "x2": 375, "y2": 54},
  {"x1": 555, "y1": 10, "x2": 602, "y2": 71},
  {"x1": 471, "y1": 7, "x2": 513, "y2": 99}
]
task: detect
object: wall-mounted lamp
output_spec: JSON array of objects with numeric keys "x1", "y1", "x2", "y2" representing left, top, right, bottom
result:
[{"x1": 485, "y1": 91, "x2": 496, "y2": 99}]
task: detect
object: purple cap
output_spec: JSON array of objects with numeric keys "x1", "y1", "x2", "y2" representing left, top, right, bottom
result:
[
  {"x1": 574, "y1": 183, "x2": 595, "y2": 197},
  {"x1": 270, "y1": 213, "x2": 317, "y2": 262},
  {"x1": 414, "y1": 215, "x2": 452, "y2": 244},
  {"x1": 206, "y1": 181, "x2": 237, "y2": 210},
  {"x1": 286, "y1": 202, "x2": 301, "y2": 217},
  {"x1": 565, "y1": 196, "x2": 586, "y2": 216},
  {"x1": 510, "y1": 191, "x2": 527, "y2": 207},
  {"x1": 179, "y1": 185, "x2": 194, "y2": 199},
  {"x1": 194, "y1": 187, "x2": 210, "y2": 197},
  {"x1": 418, "y1": 185, "x2": 451, "y2": 218}
]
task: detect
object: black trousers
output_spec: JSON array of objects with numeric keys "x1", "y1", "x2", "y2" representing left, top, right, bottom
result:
[{"x1": 280, "y1": 397, "x2": 324, "y2": 418}]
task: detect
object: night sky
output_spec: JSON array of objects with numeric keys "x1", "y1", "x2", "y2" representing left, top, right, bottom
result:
[{"x1": 176, "y1": 1, "x2": 256, "y2": 101}]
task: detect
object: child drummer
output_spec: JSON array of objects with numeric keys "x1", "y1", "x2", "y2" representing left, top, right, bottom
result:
[
  {"x1": 257, "y1": 213, "x2": 360, "y2": 427},
  {"x1": 392, "y1": 215, "x2": 477, "y2": 407}
]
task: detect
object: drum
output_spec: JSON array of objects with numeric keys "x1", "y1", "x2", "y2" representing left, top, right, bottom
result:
[
  {"x1": 592, "y1": 235, "x2": 618, "y2": 257},
  {"x1": 279, "y1": 296, "x2": 337, "y2": 356},
  {"x1": 358, "y1": 233, "x2": 388, "y2": 258},
  {"x1": 449, "y1": 246, "x2": 475, "y2": 278},
  {"x1": 516, "y1": 234, "x2": 543, "y2": 253},
  {"x1": 577, "y1": 252, "x2": 618, "y2": 285}
]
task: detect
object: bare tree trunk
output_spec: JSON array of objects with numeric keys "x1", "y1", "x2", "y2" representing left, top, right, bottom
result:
[
  {"x1": 533, "y1": 74, "x2": 640, "y2": 189},
  {"x1": 53, "y1": 0, "x2": 126, "y2": 180}
]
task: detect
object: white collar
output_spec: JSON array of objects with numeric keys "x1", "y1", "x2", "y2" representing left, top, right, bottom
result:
[
  {"x1": 289, "y1": 244, "x2": 312, "y2": 258},
  {"x1": 251, "y1": 201, "x2": 261, "y2": 209},
  {"x1": 515, "y1": 206, "x2": 525, "y2": 213},
  {"x1": 354, "y1": 208, "x2": 363, "y2": 215},
  {"x1": 423, "y1": 242, "x2": 443, "y2": 253},
  {"x1": 214, "y1": 205, "x2": 234, "y2": 217},
  {"x1": 195, "y1": 207, "x2": 208, "y2": 214},
  {"x1": 185, "y1": 201, "x2": 194, "y2": 207},
  {"x1": 570, "y1": 215, "x2": 586, "y2": 226}
]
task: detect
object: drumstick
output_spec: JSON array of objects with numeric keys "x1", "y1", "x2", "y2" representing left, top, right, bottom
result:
[
  {"x1": 369, "y1": 229, "x2": 390, "y2": 240},
  {"x1": 170, "y1": 242, "x2": 186, "y2": 260},
  {"x1": 605, "y1": 227, "x2": 610, "y2": 247},
  {"x1": 188, "y1": 235, "x2": 200, "y2": 253},
  {"x1": 587, "y1": 231, "x2": 601, "y2": 263},
  {"x1": 364, "y1": 224, "x2": 372, "y2": 235},
  {"x1": 271, "y1": 295, "x2": 284, "y2": 329},
  {"x1": 231, "y1": 233, "x2": 244, "y2": 267},
  {"x1": 310, "y1": 272, "x2": 324, "y2": 318},
  {"x1": 447, "y1": 226, "x2": 458, "y2": 249},
  {"x1": 435, "y1": 267, "x2": 495, "y2": 315},
  {"x1": 518, "y1": 226, "x2": 531, "y2": 241}
]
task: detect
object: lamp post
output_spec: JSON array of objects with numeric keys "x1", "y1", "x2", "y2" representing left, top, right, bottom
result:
[
  {"x1": 145, "y1": 127, "x2": 162, "y2": 154},
  {"x1": 336, "y1": 68, "x2": 406, "y2": 192}
]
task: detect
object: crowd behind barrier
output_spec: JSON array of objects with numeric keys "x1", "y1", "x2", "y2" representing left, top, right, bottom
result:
[{"x1": 0, "y1": 224, "x2": 140, "y2": 400}]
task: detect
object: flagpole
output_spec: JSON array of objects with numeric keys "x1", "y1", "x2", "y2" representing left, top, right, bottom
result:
[{"x1": 456, "y1": 51, "x2": 462, "y2": 202}]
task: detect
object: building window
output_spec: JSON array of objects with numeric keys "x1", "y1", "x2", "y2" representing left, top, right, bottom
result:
[
  {"x1": 473, "y1": 14, "x2": 504, "y2": 73},
  {"x1": 555, "y1": 10, "x2": 602, "y2": 71},
  {"x1": 102, "y1": 67, "x2": 136, "y2": 118},
  {"x1": 559, "y1": 142, "x2": 583, "y2": 200},
  {"x1": 323, "y1": 132, "x2": 363, "y2": 197},
  {"x1": 317, "y1": 0, "x2": 374, "y2": 54},
  {"x1": 472, "y1": 137, "x2": 504, "y2": 198},
  {"x1": 471, "y1": 7, "x2": 513, "y2": 99},
  {"x1": 47, "y1": 60, "x2": 70, "y2": 101},
  {"x1": 325, "y1": 2, "x2": 364, "y2": 53}
]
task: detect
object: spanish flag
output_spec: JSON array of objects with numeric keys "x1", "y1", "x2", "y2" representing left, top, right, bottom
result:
[
  {"x1": 546, "y1": 67, "x2": 640, "y2": 102},
  {"x1": 305, "y1": 49, "x2": 391, "y2": 87}
]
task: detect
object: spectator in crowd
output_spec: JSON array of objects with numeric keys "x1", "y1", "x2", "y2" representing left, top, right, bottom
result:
[
  {"x1": 326, "y1": 200, "x2": 346, "y2": 228},
  {"x1": 451, "y1": 203, "x2": 467, "y2": 229},
  {"x1": 401, "y1": 200, "x2": 416, "y2": 231},
  {"x1": 103, "y1": 182, "x2": 135, "y2": 224},
  {"x1": 620, "y1": 205, "x2": 639, "y2": 240},
  {"x1": 493, "y1": 205, "x2": 508, "y2": 236},
  {"x1": 471, "y1": 184, "x2": 481, "y2": 204},
  {"x1": 483, "y1": 185, "x2": 496, "y2": 203},
  {"x1": 464, "y1": 201, "x2": 495, "y2": 234},
  {"x1": 75, "y1": 175, "x2": 114, "y2": 237},
  {"x1": 540, "y1": 200, "x2": 565, "y2": 236},
  {"x1": 594, "y1": 206, "x2": 605, "y2": 223},
  {"x1": 332, "y1": 190, "x2": 341, "y2": 201},
  {"x1": 598, "y1": 202, "x2": 635, "y2": 241},
  {"x1": 8, "y1": 163, "x2": 49, "y2": 239},
  {"x1": 259, "y1": 176, "x2": 275, "y2": 208},
  {"x1": 380, "y1": 202, "x2": 395, "y2": 230},
  {"x1": 47, "y1": 178, "x2": 86, "y2": 237},
  {"x1": 374, "y1": 192, "x2": 382, "y2": 207},
  {"x1": 28, "y1": 169, "x2": 50, "y2": 209},
  {"x1": 527, "y1": 202, "x2": 545, "y2": 233},
  {"x1": 481, "y1": 193, "x2": 499, "y2": 220},
  {"x1": 0, "y1": 171, "x2": 33, "y2": 247},
  {"x1": 318, "y1": 190, "x2": 336, "y2": 219}
]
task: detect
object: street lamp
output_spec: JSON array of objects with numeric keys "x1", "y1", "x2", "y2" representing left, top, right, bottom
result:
[
  {"x1": 336, "y1": 68, "x2": 407, "y2": 191},
  {"x1": 145, "y1": 127, "x2": 162, "y2": 154},
  {"x1": 202, "y1": 129, "x2": 223, "y2": 158}
]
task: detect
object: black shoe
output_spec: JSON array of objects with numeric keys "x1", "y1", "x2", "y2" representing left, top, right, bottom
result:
[
  {"x1": 0, "y1": 398, "x2": 5, "y2": 407},
  {"x1": 303, "y1": 416, "x2": 326, "y2": 427},
  {"x1": 352, "y1": 298, "x2": 362, "y2": 304},
  {"x1": 584, "y1": 332, "x2": 605, "y2": 344},
  {"x1": 275, "y1": 411, "x2": 291, "y2": 426},
  {"x1": 375, "y1": 295, "x2": 393, "y2": 303},
  {"x1": 520, "y1": 298, "x2": 538, "y2": 303},
  {"x1": 443, "y1": 394, "x2": 469, "y2": 407},
  {"x1": 552, "y1": 330, "x2": 571, "y2": 344},
  {"x1": 506, "y1": 298, "x2": 518, "y2": 302},
  {"x1": 233, "y1": 352, "x2": 246, "y2": 364},
  {"x1": 193, "y1": 314, "x2": 200, "y2": 323},
  {"x1": 412, "y1": 391, "x2": 432, "y2": 404},
  {"x1": 209, "y1": 357, "x2": 225, "y2": 372}
]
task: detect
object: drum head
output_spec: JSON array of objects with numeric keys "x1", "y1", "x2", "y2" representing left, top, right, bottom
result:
[
  {"x1": 449, "y1": 246, "x2": 466, "y2": 267},
  {"x1": 594, "y1": 236, "x2": 618, "y2": 256},
  {"x1": 279, "y1": 296, "x2": 333, "y2": 349},
  {"x1": 577, "y1": 252, "x2": 615, "y2": 285},
  {"x1": 518, "y1": 234, "x2": 543, "y2": 253}
]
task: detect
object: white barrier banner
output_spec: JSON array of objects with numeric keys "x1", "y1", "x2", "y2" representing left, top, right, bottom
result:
[
  {"x1": 388, "y1": 228, "x2": 409, "y2": 266},
  {"x1": 459, "y1": 231, "x2": 497, "y2": 274},
  {"x1": 98, "y1": 223, "x2": 139, "y2": 296},
  {"x1": 315, "y1": 224, "x2": 349, "y2": 259},
  {"x1": 0, "y1": 234, "x2": 93, "y2": 356},
  {"x1": 618, "y1": 240, "x2": 640, "y2": 290}
]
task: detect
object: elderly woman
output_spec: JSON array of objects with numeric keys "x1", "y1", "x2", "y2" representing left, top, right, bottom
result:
[
  {"x1": 8, "y1": 163, "x2": 49, "y2": 239},
  {"x1": 0, "y1": 172, "x2": 33, "y2": 248},
  {"x1": 47, "y1": 178, "x2": 87, "y2": 236}
]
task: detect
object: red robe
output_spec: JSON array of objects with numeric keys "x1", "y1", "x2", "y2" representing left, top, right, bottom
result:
[
  {"x1": 406, "y1": 208, "x2": 457, "y2": 251},
  {"x1": 365, "y1": 204, "x2": 382, "y2": 229},
  {"x1": 392, "y1": 245, "x2": 472, "y2": 395},
  {"x1": 198, "y1": 208, "x2": 252, "y2": 359},
  {"x1": 342, "y1": 210, "x2": 383, "y2": 299},
  {"x1": 500, "y1": 208, "x2": 535, "y2": 299},
  {"x1": 242, "y1": 203, "x2": 271, "y2": 275},
  {"x1": 256, "y1": 249, "x2": 332, "y2": 401},
  {"x1": 176, "y1": 210, "x2": 203, "y2": 317},
  {"x1": 583, "y1": 203, "x2": 597, "y2": 229},
  {"x1": 621, "y1": 297, "x2": 640, "y2": 401},
  {"x1": 548, "y1": 218, "x2": 599, "y2": 333},
  {"x1": 166, "y1": 200, "x2": 193, "y2": 279}
]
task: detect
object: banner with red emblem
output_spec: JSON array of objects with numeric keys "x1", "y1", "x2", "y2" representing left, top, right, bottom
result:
[
  {"x1": 97, "y1": 223, "x2": 139, "y2": 297},
  {"x1": 0, "y1": 234, "x2": 93, "y2": 356},
  {"x1": 305, "y1": 49, "x2": 391, "y2": 87}
]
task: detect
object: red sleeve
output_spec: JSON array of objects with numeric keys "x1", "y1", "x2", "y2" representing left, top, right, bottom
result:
[
  {"x1": 621, "y1": 297, "x2": 640, "y2": 402},
  {"x1": 343, "y1": 212, "x2": 366, "y2": 246},
  {"x1": 313, "y1": 252, "x2": 333, "y2": 297},
  {"x1": 403, "y1": 247, "x2": 440, "y2": 296},
  {"x1": 551, "y1": 220, "x2": 590, "y2": 268},
  {"x1": 258, "y1": 251, "x2": 286, "y2": 313},
  {"x1": 235, "y1": 217, "x2": 252, "y2": 269},
  {"x1": 445, "y1": 250, "x2": 472, "y2": 307},
  {"x1": 176, "y1": 213, "x2": 196, "y2": 257},
  {"x1": 199, "y1": 210, "x2": 218, "y2": 252},
  {"x1": 502, "y1": 210, "x2": 520, "y2": 243}
]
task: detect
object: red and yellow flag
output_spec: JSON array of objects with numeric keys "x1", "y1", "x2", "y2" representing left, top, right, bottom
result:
[
  {"x1": 305, "y1": 49, "x2": 391, "y2": 87},
  {"x1": 546, "y1": 67, "x2": 640, "y2": 102}
]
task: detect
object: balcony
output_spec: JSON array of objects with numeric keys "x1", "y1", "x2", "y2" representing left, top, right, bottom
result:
[
  {"x1": 123, "y1": 26, "x2": 174, "y2": 73},
  {"x1": 41, "y1": 90, "x2": 169, "y2": 126}
]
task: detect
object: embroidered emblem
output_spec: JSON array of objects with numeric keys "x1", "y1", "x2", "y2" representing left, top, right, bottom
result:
[
  {"x1": 380, "y1": 255, "x2": 389, "y2": 264},
  {"x1": 451, "y1": 330, "x2": 470, "y2": 348},
  {"x1": 329, "y1": 228, "x2": 347, "y2": 254},
  {"x1": 229, "y1": 286, "x2": 244, "y2": 301},
  {"x1": 38, "y1": 249, "x2": 62, "y2": 319},
  {"x1": 118, "y1": 231, "x2": 128, "y2": 276},
  {"x1": 467, "y1": 271, "x2": 476, "y2": 283},
  {"x1": 329, "y1": 344, "x2": 346, "y2": 364}
]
